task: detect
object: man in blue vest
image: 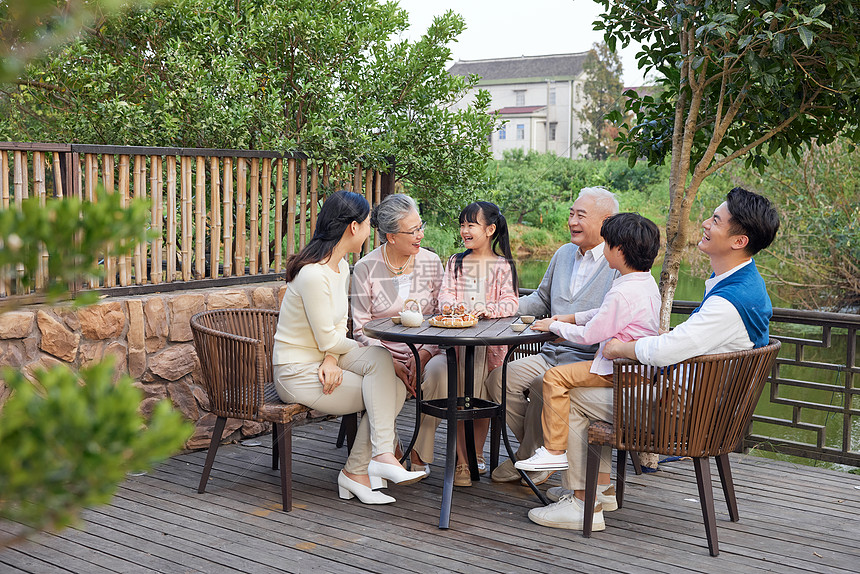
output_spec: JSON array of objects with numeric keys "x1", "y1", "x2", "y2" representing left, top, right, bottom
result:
[{"x1": 528, "y1": 187, "x2": 779, "y2": 531}]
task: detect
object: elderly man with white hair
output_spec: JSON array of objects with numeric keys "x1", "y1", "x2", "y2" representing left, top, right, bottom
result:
[{"x1": 486, "y1": 187, "x2": 620, "y2": 488}]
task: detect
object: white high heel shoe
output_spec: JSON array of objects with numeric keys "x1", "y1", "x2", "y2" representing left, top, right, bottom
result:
[
  {"x1": 367, "y1": 459, "x2": 427, "y2": 486},
  {"x1": 337, "y1": 471, "x2": 395, "y2": 504}
]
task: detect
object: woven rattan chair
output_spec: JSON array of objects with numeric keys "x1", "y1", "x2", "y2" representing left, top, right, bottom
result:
[
  {"x1": 583, "y1": 338, "x2": 781, "y2": 556},
  {"x1": 190, "y1": 308, "x2": 311, "y2": 511}
]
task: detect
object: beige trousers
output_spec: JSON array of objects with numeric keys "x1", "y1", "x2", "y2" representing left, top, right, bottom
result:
[
  {"x1": 561, "y1": 387, "x2": 613, "y2": 490},
  {"x1": 274, "y1": 345, "x2": 405, "y2": 475},
  {"x1": 485, "y1": 353, "x2": 551, "y2": 459}
]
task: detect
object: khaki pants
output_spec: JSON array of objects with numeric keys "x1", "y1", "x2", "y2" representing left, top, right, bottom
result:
[
  {"x1": 274, "y1": 345, "x2": 405, "y2": 475},
  {"x1": 485, "y1": 353, "x2": 551, "y2": 459},
  {"x1": 542, "y1": 361, "x2": 611, "y2": 451},
  {"x1": 561, "y1": 386, "x2": 613, "y2": 490}
]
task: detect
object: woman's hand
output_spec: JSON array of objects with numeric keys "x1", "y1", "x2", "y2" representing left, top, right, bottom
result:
[
  {"x1": 394, "y1": 360, "x2": 417, "y2": 397},
  {"x1": 318, "y1": 355, "x2": 343, "y2": 395}
]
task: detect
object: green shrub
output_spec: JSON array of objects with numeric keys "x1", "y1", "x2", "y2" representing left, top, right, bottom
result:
[{"x1": 0, "y1": 359, "x2": 192, "y2": 544}]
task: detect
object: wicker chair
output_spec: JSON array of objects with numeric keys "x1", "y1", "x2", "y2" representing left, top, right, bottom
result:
[
  {"x1": 583, "y1": 339, "x2": 781, "y2": 556},
  {"x1": 190, "y1": 308, "x2": 311, "y2": 511}
]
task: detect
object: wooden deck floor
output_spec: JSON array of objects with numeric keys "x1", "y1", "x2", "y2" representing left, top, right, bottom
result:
[{"x1": 2, "y1": 402, "x2": 859, "y2": 573}]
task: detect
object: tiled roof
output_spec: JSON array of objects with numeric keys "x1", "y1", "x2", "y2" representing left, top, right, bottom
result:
[
  {"x1": 496, "y1": 106, "x2": 546, "y2": 115},
  {"x1": 448, "y1": 52, "x2": 589, "y2": 82}
]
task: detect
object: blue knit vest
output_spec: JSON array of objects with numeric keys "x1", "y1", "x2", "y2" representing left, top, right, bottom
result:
[{"x1": 691, "y1": 260, "x2": 772, "y2": 348}]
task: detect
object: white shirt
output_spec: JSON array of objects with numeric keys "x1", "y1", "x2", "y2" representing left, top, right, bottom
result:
[
  {"x1": 569, "y1": 242, "x2": 606, "y2": 298},
  {"x1": 634, "y1": 260, "x2": 754, "y2": 367}
]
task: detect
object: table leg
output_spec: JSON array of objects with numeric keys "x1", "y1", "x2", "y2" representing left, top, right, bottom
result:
[
  {"x1": 499, "y1": 344, "x2": 549, "y2": 505},
  {"x1": 463, "y1": 346, "x2": 479, "y2": 481},
  {"x1": 399, "y1": 342, "x2": 423, "y2": 465},
  {"x1": 439, "y1": 345, "x2": 459, "y2": 529}
]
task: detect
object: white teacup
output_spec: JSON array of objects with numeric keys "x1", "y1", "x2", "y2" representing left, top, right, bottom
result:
[{"x1": 511, "y1": 323, "x2": 527, "y2": 332}]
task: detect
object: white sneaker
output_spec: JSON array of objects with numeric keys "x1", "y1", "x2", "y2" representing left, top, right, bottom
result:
[
  {"x1": 546, "y1": 484, "x2": 618, "y2": 512},
  {"x1": 514, "y1": 447, "x2": 569, "y2": 471},
  {"x1": 491, "y1": 458, "x2": 556, "y2": 485},
  {"x1": 528, "y1": 494, "x2": 605, "y2": 531}
]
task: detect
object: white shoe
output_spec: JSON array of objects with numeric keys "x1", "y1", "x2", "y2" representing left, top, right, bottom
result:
[
  {"x1": 546, "y1": 484, "x2": 618, "y2": 512},
  {"x1": 367, "y1": 459, "x2": 427, "y2": 485},
  {"x1": 337, "y1": 471, "x2": 395, "y2": 504},
  {"x1": 491, "y1": 458, "x2": 555, "y2": 485},
  {"x1": 514, "y1": 447, "x2": 569, "y2": 471},
  {"x1": 528, "y1": 494, "x2": 605, "y2": 531}
]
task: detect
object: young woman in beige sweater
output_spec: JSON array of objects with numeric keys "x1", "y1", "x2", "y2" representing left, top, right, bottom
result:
[{"x1": 273, "y1": 191, "x2": 425, "y2": 505}]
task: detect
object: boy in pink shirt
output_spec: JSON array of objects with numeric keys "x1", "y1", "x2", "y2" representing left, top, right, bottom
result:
[{"x1": 516, "y1": 212, "x2": 661, "y2": 472}]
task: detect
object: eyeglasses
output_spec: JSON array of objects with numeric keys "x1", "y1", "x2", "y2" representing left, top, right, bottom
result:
[{"x1": 397, "y1": 221, "x2": 427, "y2": 236}]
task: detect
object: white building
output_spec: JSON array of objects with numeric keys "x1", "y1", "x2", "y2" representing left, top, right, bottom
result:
[{"x1": 448, "y1": 52, "x2": 590, "y2": 159}]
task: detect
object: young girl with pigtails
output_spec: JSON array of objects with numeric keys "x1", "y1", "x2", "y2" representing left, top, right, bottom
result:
[{"x1": 438, "y1": 201, "x2": 519, "y2": 487}]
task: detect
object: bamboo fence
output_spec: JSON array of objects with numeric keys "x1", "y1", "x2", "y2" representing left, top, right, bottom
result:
[{"x1": 0, "y1": 143, "x2": 393, "y2": 297}]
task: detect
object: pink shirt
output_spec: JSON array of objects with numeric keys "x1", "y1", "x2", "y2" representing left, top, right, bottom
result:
[
  {"x1": 550, "y1": 271, "x2": 661, "y2": 376},
  {"x1": 351, "y1": 246, "x2": 444, "y2": 363},
  {"x1": 438, "y1": 255, "x2": 519, "y2": 373}
]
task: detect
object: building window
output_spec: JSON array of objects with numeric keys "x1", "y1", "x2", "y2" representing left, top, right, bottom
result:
[
  {"x1": 516, "y1": 124, "x2": 525, "y2": 140},
  {"x1": 549, "y1": 122, "x2": 557, "y2": 141},
  {"x1": 514, "y1": 90, "x2": 526, "y2": 106},
  {"x1": 499, "y1": 125, "x2": 506, "y2": 140},
  {"x1": 549, "y1": 88, "x2": 556, "y2": 105}
]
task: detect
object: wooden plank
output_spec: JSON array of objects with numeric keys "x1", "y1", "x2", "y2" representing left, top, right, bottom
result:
[
  {"x1": 309, "y1": 164, "x2": 318, "y2": 236},
  {"x1": 33, "y1": 151, "x2": 47, "y2": 290},
  {"x1": 249, "y1": 157, "x2": 259, "y2": 275},
  {"x1": 118, "y1": 155, "x2": 131, "y2": 286},
  {"x1": 0, "y1": 150, "x2": 9, "y2": 296},
  {"x1": 150, "y1": 155, "x2": 162, "y2": 284},
  {"x1": 103, "y1": 154, "x2": 116, "y2": 287},
  {"x1": 209, "y1": 157, "x2": 221, "y2": 279},
  {"x1": 3, "y1": 402, "x2": 859, "y2": 574},
  {"x1": 222, "y1": 157, "x2": 233, "y2": 276},
  {"x1": 286, "y1": 158, "x2": 296, "y2": 256},
  {"x1": 374, "y1": 171, "x2": 381, "y2": 247},
  {"x1": 133, "y1": 154, "x2": 146, "y2": 284},
  {"x1": 195, "y1": 155, "x2": 206, "y2": 279},
  {"x1": 166, "y1": 155, "x2": 177, "y2": 282},
  {"x1": 274, "y1": 159, "x2": 283, "y2": 272},
  {"x1": 181, "y1": 155, "x2": 192, "y2": 281},
  {"x1": 236, "y1": 158, "x2": 247, "y2": 276},
  {"x1": 299, "y1": 158, "x2": 307, "y2": 249},
  {"x1": 260, "y1": 158, "x2": 271, "y2": 273},
  {"x1": 364, "y1": 167, "x2": 372, "y2": 254}
]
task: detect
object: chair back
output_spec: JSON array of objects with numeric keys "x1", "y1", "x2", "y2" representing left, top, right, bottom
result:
[
  {"x1": 613, "y1": 338, "x2": 780, "y2": 457},
  {"x1": 191, "y1": 308, "x2": 280, "y2": 422}
]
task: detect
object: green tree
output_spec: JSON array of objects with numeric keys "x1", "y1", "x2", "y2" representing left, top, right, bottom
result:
[
  {"x1": 577, "y1": 42, "x2": 624, "y2": 160},
  {"x1": 723, "y1": 138, "x2": 860, "y2": 310},
  {"x1": 487, "y1": 149, "x2": 560, "y2": 225},
  {"x1": 1, "y1": 0, "x2": 495, "y2": 201},
  {"x1": 0, "y1": 0, "x2": 142, "y2": 81},
  {"x1": 598, "y1": 0, "x2": 860, "y2": 325}
]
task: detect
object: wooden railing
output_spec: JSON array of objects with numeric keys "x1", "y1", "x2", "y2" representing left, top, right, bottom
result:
[{"x1": 0, "y1": 142, "x2": 393, "y2": 297}]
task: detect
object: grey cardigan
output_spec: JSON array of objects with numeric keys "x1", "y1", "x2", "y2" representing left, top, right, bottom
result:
[{"x1": 519, "y1": 242, "x2": 619, "y2": 366}]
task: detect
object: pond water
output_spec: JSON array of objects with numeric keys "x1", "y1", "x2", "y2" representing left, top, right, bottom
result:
[{"x1": 515, "y1": 256, "x2": 859, "y2": 472}]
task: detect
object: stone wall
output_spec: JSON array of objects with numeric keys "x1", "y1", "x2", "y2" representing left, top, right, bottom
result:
[{"x1": 0, "y1": 282, "x2": 293, "y2": 449}]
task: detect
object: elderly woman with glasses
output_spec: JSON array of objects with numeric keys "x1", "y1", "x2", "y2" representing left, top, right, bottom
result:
[{"x1": 351, "y1": 194, "x2": 447, "y2": 477}]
